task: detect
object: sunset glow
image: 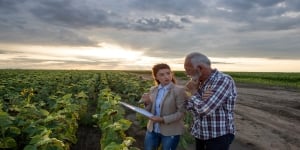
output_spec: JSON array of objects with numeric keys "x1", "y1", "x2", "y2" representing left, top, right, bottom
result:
[{"x1": 1, "y1": 42, "x2": 299, "y2": 72}]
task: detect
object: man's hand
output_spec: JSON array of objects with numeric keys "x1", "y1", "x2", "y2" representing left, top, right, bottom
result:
[
  {"x1": 185, "y1": 80, "x2": 200, "y2": 96},
  {"x1": 202, "y1": 89, "x2": 213, "y2": 100}
]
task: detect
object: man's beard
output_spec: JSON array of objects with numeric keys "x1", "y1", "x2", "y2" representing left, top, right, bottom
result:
[{"x1": 190, "y1": 70, "x2": 201, "y2": 83}]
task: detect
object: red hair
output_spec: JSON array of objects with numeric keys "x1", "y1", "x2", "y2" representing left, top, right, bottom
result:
[{"x1": 151, "y1": 63, "x2": 176, "y2": 85}]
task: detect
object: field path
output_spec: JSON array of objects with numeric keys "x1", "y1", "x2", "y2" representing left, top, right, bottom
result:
[{"x1": 232, "y1": 84, "x2": 300, "y2": 150}]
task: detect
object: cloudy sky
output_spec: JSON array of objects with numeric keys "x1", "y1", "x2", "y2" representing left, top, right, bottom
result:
[{"x1": 0, "y1": 0, "x2": 300, "y2": 72}]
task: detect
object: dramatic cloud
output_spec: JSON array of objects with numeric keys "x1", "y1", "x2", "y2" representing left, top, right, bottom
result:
[{"x1": 0, "y1": 0, "x2": 299, "y2": 71}]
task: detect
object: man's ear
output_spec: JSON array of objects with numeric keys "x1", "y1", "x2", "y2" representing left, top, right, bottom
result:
[{"x1": 197, "y1": 64, "x2": 202, "y2": 71}]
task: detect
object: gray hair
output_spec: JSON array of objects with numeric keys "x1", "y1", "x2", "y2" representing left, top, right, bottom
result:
[{"x1": 185, "y1": 52, "x2": 211, "y2": 68}]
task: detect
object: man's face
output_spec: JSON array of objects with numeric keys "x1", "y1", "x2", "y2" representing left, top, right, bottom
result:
[
  {"x1": 191, "y1": 69, "x2": 201, "y2": 82},
  {"x1": 184, "y1": 62, "x2": 201, "y2": 82}
]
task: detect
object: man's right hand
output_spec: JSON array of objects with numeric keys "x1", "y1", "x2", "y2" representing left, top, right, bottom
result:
[
  {"x1": 202, "y1": 89, "x2": 213, "y2": 100},
  {"x1": 185, "y1": 80, "x2": 200, "y2": 96}
]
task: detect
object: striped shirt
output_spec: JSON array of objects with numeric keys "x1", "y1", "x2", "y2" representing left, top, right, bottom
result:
[{"x1": 185, "y1": 69, "x2": 237, "y2": 140}]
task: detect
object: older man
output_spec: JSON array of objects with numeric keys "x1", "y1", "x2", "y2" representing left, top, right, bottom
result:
[{"x1": 184, "y1": 52, "x2": 237, "y2": 150}]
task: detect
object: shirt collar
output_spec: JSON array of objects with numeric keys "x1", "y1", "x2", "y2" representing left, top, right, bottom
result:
[
  {"x1": 202, "y1": 69, "x2": 218, "y2": 85},
  {"x1": 158, "y1": 82, "x2": 172, "y2": 90}
]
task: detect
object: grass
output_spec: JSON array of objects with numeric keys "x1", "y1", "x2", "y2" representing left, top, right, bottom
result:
[{"x1": 225, "y1": 72, "x2": 300, "y2": 89}]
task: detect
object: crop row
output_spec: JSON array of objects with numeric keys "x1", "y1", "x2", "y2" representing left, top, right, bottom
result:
[
  {"x1": 0, "y1": 70, "x2": 154, "y2": 149},
  {"x1": 0, "y1": 70, "x2": 94, "y2": 149}
]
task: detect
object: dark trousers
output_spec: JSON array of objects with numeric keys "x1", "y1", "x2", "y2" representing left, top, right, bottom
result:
[{"x1": 195, "y1": 134, "x2": 235, "y2": 150}]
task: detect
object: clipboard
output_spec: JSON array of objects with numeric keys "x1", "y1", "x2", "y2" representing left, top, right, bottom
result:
[{"x1": 119, "y1": 101, "x2": 153, "y2": 118}]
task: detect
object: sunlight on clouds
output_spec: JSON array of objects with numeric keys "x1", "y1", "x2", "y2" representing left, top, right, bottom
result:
[
  {"x1": 75, "y1": 42, "x2": 143, "y2": 60},
  {"x1": 0, "y1": 43, "x2": 143, "y2": 62},
  {"x1": 40, "y1": 61, "x2": 64, "y2": 64},
  {"x1": 0, "y1": 43, "x2": 153, "y2": 70},
  {"x1": 1, "y1": 43, "x2": 299, "y2": 72},
  {"x1": 0, "y1": 44, "x2": 87, "y2": 62},
  {"x1": 133, "y1": 56, "x2": 185, "y2": 70}
]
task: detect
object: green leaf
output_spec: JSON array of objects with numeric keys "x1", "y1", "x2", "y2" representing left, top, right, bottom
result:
[
  {"x1": 24, "y1": 145, "x2": 37, "y2": 150},
  {"x1": 62, "y1": 94, "x2": 72, "y2": 100},
  {"x1": 76, "y1": 91, "x2": 88, "y2": 99},
  {"x1": 0, "y1": 137, "x2": 17, "y2": 148},
  {"x1": 108, "y1": 119, "x2": 132, "y2": 131},
  {"x1": 0, "y1": 112, "x2": 13, "y2": 127},
  {"x1": 7, "y1": 126, "x2": 21, "y2": 135},
  {"x1": 104, "y1": 142, "x2": 122, "y2": 150},
  {"x1": 39, "y1": 109, "x2": 50, "y2": 116},
  {"x1": 122, "y1": 137, "x2": 135, "y2": 147},
  {"x1": 29, "y1": 129, "x2": 51, "y2": 145}
]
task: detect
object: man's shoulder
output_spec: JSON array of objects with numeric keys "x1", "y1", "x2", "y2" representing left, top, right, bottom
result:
[{"x1": 214, "y1": 70, "x2": 234, "y2": 80}]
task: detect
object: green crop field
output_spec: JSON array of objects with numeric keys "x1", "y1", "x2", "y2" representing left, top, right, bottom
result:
[
  {"x1": 0, "y1": 69, "x2": 298, "y2": 150},
  {"x1": 0, "y1": 70, "x2": 153, "y2": 149}
]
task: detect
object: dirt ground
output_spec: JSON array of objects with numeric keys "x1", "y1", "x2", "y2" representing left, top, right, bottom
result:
[
  {"x1": 230, "y1": 83, "x2": 300, "y2": 150},
  {"x1": 71, "y1": 75, "x2": 300, "y2": 150}
]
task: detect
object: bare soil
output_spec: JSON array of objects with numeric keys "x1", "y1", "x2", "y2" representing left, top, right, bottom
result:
[
  {"x1": 71, "y1": 74, "x2": 300, "y2": 150},
  {"x1": 71, "y1": 125, "x2": 101, "y2": 150},
  {"x1": 231, "y1": 83, "x2": 300, "y2": 150}
]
